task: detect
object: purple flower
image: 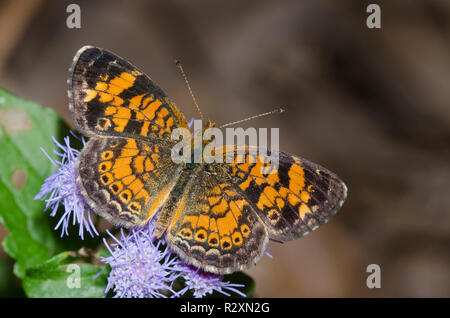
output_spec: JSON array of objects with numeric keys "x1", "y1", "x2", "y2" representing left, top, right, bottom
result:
[
  {"x1": 178, "y1": 266, "x2": 246, "y2": 298},
  {"x1": 101, "y1": 223, "x2": 183, "y2": 298},
  {"x1": 34, "y1": 134, "x2": 98, "y2": 239},
  {"x1": 101, "y1": 222, "x2": 247, "y2": 298}
]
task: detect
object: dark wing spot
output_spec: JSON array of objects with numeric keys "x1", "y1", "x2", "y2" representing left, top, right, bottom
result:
[{"x1": 209, "y1": 238, "x2": 217, "y2": 244}]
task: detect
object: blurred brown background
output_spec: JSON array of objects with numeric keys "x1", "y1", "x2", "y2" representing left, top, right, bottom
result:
[{"x1": 0, "y1": 0, "x2": 449, "y2": 297}]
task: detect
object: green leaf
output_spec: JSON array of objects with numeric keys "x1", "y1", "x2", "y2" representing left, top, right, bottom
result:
[
  {"x1": 0, "y1": 87, "x2": 76, "y2": 277},
  {"x1": 23, "y1": 252, "x2": 108, "y2": 298}
]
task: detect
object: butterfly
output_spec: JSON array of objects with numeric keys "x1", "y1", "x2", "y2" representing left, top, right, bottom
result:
[{"x1": 68, "y1": 46, "x2": 347, "y2": 274}]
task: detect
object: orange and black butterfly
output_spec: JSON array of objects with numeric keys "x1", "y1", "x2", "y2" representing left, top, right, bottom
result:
[{"x1": 69, "y1": 46, "x2": 347, "y2": 274}]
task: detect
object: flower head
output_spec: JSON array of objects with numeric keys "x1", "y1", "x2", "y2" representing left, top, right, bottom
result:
[
  {"x1": 101, "y1": 223, "x2": 183, "y2": 298},
  {"x1": 101, "y1": 221, "x2": 247, "y2": 298},
  {"x1": 34, "y1": 134, "x2": 98, "y2": 239},
  {"x1": 178, "y1": 265, "x2": 246, "y2": 298}
]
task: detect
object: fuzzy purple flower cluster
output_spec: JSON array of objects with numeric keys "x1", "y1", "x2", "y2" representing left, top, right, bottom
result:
[
  {"x1": 102, "y1": 223, "x2": 245, "y2": 298},
  {"x1": 34, "y1": 135, "x2": 97, "y2": 239}
]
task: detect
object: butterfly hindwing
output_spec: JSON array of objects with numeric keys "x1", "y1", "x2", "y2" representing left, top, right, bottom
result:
[
  {"x1": 165, "y1": 169, "x2": 268, "y2": 274},
  {"x1": 68, "y1": 46, "x2": 188, "y2": 141}
]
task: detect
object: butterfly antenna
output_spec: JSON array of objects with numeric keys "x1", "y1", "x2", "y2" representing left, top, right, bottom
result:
[
  {"x1": 219, "y1": 107, "x2": 285, "y2": 128},
  {"x1": 174, "y1": 58, "x2": 204, "y2": 121}
]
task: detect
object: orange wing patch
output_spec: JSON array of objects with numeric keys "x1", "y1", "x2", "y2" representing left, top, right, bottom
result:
[{"x1": 77, "y1": 137, "x2": 181, "y2": 228}]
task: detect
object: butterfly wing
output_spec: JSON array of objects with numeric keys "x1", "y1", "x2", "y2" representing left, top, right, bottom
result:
[
  {"x1": 77, "y1": 137, "x2": 182, "y2": 228},
  {"x1": 68, "y1": 46, "x2": 188, "y2": 141},
  {"x1": 165, "y1": 169, "x2": 268, "y2": 274},
  {"x1": 219, "y1": 146, "x2": 347, "y2": 241},
  {"x1": 164, "y1": 146, "x2": 346, "y2": 274}
]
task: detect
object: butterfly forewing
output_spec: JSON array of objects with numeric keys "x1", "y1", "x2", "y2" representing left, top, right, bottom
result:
[{"x1": 68, "y1": 46, "x2": 188, "y2": 141}]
